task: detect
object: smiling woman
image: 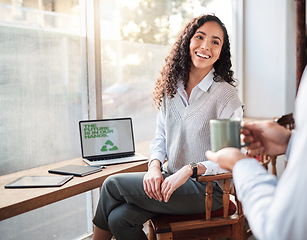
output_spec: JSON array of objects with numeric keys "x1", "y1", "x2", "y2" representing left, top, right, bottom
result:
[{"x1": 92, "y1": 14, "x2": 243, "y2": 240}]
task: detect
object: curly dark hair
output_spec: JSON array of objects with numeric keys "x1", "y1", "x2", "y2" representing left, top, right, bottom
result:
[{"x1": 153, "y1": 14, "x2": 236, "y2": 109}]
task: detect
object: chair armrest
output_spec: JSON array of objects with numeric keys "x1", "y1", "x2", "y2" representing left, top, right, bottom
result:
[
  {"x1": 196, "y1": 172, "x2": 233, "y2": 219},
  {"x1": 196, "y1": 172, "x2": 233, "y2": 182}
]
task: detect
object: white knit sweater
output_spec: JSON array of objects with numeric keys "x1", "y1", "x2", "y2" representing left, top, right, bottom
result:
[{"x1": 162, "y1": 81, "x2": 243, "y2": 174}]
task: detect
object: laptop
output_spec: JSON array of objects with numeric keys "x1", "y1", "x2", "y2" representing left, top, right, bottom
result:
[{"x1": 79, "y1": 118, "x2": 148, "y2": 166}]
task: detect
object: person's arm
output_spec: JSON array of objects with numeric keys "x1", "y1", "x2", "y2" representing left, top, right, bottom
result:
[
  {"x1": 205, "y1": 121, "x2": 306, "y2": 240},
  {"x1": 233, "y1": 121, "x2": 307, "y2": 240},
  {"x1": 210, "y1": 67, "x2": 307, "y2": 240},
  {"x1": 205, "y1": 148, "x2": 296, "y2": 240},
  {"x1": 232, "y1": 158, "x2": 279, "y2": 240}
]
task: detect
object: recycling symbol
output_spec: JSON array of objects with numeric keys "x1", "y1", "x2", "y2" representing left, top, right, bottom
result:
[{"x1": 100, "y1": 140, "x2": 118, "y2": 152}]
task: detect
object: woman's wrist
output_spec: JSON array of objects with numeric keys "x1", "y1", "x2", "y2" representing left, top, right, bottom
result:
[
  {"x1": 148, "y1": 159, "x2": 161, "y2": 170},
  {"x1": 183, "y1": 165, "x2": 194, "y2": 178}
]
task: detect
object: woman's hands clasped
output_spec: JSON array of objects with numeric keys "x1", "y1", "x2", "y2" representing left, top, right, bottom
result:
[
  {"x1": 160, "y1": 167, "x2": 191, "y2": 202},
  {"x1": 143, "y1": 159, "x2": 191, "y2": 203}
]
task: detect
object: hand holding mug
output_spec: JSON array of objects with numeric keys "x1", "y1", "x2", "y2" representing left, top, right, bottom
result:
[{"x1": 241, "y1": 120, "x2": 292, "y2": 156}]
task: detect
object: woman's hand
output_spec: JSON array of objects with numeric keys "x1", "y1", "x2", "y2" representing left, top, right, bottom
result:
[
  {"x1": 161, "y1": 166, "x2": 191, "y2": 203},
  {"x1": 143, "y1": 160, "x2": 164, "y2": 201}
]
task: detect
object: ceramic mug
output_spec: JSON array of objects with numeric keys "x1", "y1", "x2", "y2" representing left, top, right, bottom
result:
[{"x1": 210, "y1": 119, "x2": 246, "y2": 152}]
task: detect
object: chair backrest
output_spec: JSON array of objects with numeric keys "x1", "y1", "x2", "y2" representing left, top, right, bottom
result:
[
  {"x1": 276, "y1": 113, "x2": 295, "y2": 130},
  {"x1": 260, "y1": 113, "x2": 295, "y2": 175}
]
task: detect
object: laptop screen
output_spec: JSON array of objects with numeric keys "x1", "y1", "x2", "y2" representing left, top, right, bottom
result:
[{"x1": 79, "y1": 118, "x2": 135, "y2": 158}]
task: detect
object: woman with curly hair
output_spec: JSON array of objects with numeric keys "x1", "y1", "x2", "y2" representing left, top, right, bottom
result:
[
  {"x1": 92, "y1": 14, "x2": 244, "y2": 240},
  {"x1": 153, "y1": 14, "x2": 236, "y2": 109}
]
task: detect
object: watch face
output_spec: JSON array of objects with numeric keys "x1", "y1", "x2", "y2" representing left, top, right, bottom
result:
[{"x1": 190, "y1": 162, "x2": 197, "y2": 168}]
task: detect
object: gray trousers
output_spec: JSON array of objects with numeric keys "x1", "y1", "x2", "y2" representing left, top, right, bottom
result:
[{"x1": 93, "y1": 172, "x2": 223, "y2": 240}]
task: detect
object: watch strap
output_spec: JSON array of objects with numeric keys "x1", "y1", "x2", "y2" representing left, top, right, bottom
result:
[{"x1": 189, "y1": 162, "x2": 198, "y2": 178}]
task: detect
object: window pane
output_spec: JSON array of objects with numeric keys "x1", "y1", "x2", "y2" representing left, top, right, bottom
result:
[
  {"x1": 0, "y1": 1, "x2": 90, "y2": 240},
  {"x1": 0, "y1": 26, "x2": 86, "y2": 175},
  {"x1": 0, "y1": 0, "x2": 80, "y2": 34},
  {"x1": 1, "y1": 193, "x2": 91, "y2": 240}
]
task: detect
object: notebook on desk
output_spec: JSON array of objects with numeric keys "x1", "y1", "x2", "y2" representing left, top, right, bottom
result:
[
  {"x1": 79, "y1": 118, "x2": 147, "y2": 166},
  {"x1": 48, "y1": 164, "x2": 104, "y2": 177}
]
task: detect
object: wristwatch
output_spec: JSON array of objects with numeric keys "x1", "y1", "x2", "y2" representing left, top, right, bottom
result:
[{"x1": 189, "y1": 162, "x2": 198, "y2": 178}]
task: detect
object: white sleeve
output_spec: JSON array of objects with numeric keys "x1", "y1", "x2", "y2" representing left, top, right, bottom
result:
[
  {"x1": 199, "y1": 161, "x2": 230, "y2": 175},
  {"x1": 229, "y1": 106, "x2": 243, "y2": 119},
  {"x1": 233, "y1": 116, "x2": 307, "y2": 240},
  {"x1": 149, "y1": 109, "x2": 167, "y2": 166}
]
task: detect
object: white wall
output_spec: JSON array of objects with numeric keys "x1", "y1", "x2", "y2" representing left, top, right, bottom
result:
[{"x1": 243, "y1": 0, "x2": 297, "y2": 118}]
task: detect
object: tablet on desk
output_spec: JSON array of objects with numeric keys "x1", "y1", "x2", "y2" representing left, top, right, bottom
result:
[{"x1": 4, "y1": 175, "x2": 74, "y2": 188}]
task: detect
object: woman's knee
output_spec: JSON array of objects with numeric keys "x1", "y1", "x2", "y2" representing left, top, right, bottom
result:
[
  {"x1": 102, "y1": 174, "x2": 118, "y2": 188},
  {"x1": 102, "y1": 172, "x2": 146, "y2": 196},
  {"x1": 101, "y1": 174, "x2": 124, "y2": 195},
  {"x1": 103, "y1": 172, "x2": 144, "y2": 187},
  {"x1": 108, "y1": 204, "x2": 151, "y2": 232}
]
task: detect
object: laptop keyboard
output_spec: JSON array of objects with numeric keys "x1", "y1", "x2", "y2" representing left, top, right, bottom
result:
[
  {"x1": 83, "y1": 153, "x2": 147, "y2": 166},
  {"x1": 89, "y1": 153, "x2": 134, "y2": 161}
]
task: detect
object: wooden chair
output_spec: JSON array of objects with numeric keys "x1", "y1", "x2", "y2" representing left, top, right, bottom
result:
[
  {"x1": 148, "y1": 173, "x2": 251, "y2": 240},
  {"x1": 259, "y1": 113, "x2": 295, "y2": 175}
]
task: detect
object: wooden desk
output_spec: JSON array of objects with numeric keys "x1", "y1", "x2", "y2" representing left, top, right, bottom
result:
[{"x1": 0, "y1": 158, "x2": 148, "y2": 221}]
